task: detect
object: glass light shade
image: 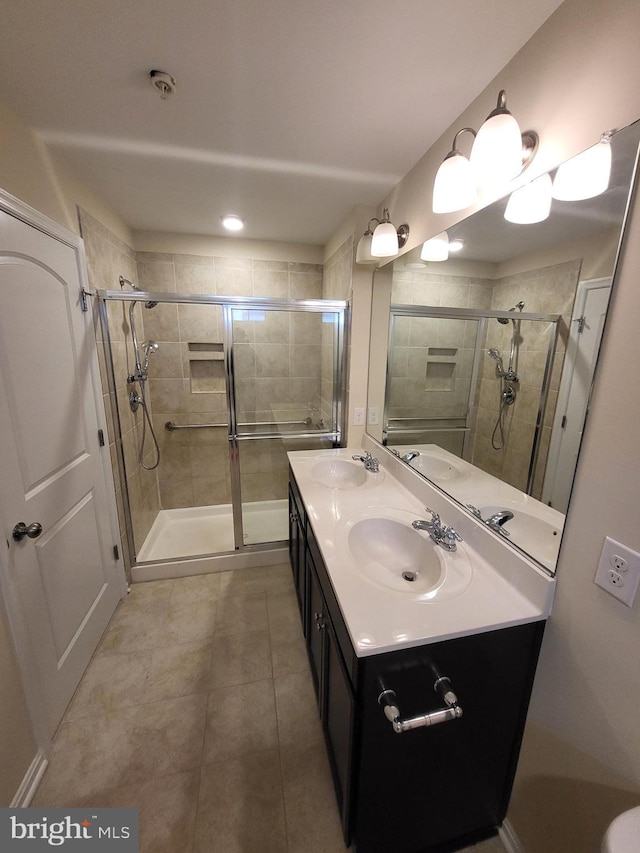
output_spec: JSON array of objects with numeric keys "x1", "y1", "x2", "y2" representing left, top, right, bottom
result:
[
  {"x1": 448, "y1": 238, "x2": 464, "y2": 253},
  {"x1": 504, "y1": 173, "x2": 553, "y2": 224},
  {"x1": 355, "y1": 232, "x2": 377, "y2": 264},
  {"x1": 432, "y1": 152, "x2": 476, "y2": 213},
  {"x1": 371, "y1": 221, "x2": 399, "y2": 257},
  {"x1": 420, "y1": 231, "x2": 449, "y2": 262},
  {"x1": 551, "y1": 139, "x2": 612, "y2": 201},
  {"x1": 470, "y1": 112, "x2": 523, "y2": 185}
]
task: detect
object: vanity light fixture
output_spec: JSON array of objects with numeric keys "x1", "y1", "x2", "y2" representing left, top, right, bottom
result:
[
  {"x1": 448, "y1": 238, "x2": 464, "y2": 253},
  {"x1": 221, "y1": 214, "x2": 244, "y2": 232},
  {"x1": 356, "y1": 210, "x2": 410, "y2": 263},
  {"x1": 432, "y1": 128, "x2": 477, "y2": 214},
  {"x1": 551, "y1": 132, "x2": 613, "y2": 201},
  {"x1": 420, "y1": 231, "x2": 449, "y2": 262},
  {"x1": 371, "y1": 209, "x2": 410, "y2": 258},
  {"x1": 504, "y1": 173, "x2": 553, "y2": 224},
  {"x1": 432, "y1": 90, "x2": 538, "y2": 214}
]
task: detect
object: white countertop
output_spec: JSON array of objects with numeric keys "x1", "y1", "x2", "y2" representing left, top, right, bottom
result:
[{"x1": 288, "y1": 447, "x2": 555, "y2": 657}]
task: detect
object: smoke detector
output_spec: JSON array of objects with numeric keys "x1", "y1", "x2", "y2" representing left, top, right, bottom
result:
[{"x1": 149, "y1": 70, "x2": 176, "y2": 100}]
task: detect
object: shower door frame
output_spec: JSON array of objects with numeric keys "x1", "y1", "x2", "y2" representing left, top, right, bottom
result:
[
  {"x1": 97, "y1": 289, "x2": 348, "y2": 569},
  {"x1": 383, "y1": 304, "x2": 560, "y2": 495}
]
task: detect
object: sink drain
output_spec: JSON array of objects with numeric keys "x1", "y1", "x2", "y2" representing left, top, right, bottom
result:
[{"x1": 402, "y1": 571, "x2": 418, "y2": 582}]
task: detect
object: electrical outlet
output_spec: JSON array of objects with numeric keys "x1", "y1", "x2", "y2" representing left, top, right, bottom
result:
[
  {"x1": 353, "y1": 407, "x2": 365, "y2": 426},
  {"x1": 594, "y1": 536, "x2": 640, "y2": 606},
  {"x1": 368, "y1": 407, "x2": 379, "y2": 425}
]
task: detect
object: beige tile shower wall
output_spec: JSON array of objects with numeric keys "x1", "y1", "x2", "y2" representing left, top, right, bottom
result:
[
  {"x1": 137, "y1": 252, "x2": 324, "y2": 508},
  {"x1": 79, "y1": 210, "x2": 159, "y2": 573},
  {"x1": 321, "y1": 236, "x2": 352, "y2": 428},
  {"x1": 473, "y1": 259, "x2": 581, "y2": 493}
]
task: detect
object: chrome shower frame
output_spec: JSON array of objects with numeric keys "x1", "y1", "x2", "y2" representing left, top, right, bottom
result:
[{"x1": 97, "y1": 288, "x2": 348, "y2": 571}]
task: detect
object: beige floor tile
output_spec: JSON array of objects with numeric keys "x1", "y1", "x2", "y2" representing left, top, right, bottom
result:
[
  {"x1": 264, "y1": 563, "x2": 295, "y2": 594},
  {"x1": 209, "y1": 629, "x2": 272, "y2": 688},
  {"x1": 267, "y1": 588, "x2": 303, "y2": 644},
  {"x1": 98, "y1": 604, "x2": 172, "y2": 655},
  {"x1": 270, "y1": 636, "x2": 309, "y2": 678},
  {"x1": 218, "y1": 566, "x2": 266, "y2": 598},
  {"x1": 164, "y1": 598, "x2": 217, "y2": 644},
  {"x1": 274, "y1": 671, "x2": 323, "y2": 750},
  {"x1": 214, "y1": 591, "x2": 268, "y2": 636},
  {"x1": 32, "y1": 709, "x2": 137, "y2": 806},
  {"x1": 203, "y1": 679, "x2": 277, "y2": 765},
  {"x1": 125, "y1": 694, "x2": 208, "y2": 784},
  {"x1": 280, "y1": 743, "x2": 347, "y2": 853},
  {"x1": 475, "y1": 835, "x2": 506, "y2": 851},
  {"x1": 126, "y1": 578, "x2": 175, "y2": 610},
  {"x1": 96, "y1": 769, "x2": 200, "y2": 853},
  {"x1": 170, "y1": 572, "x2": 221, "y2": 606},
  {"x1": 65, "y1": 650, "x2": 152, "y2": 721},
  {"x1": 194, "y1": 750, "x2": 287, "y2": 853},
  {"x1": 143, "y1": 640, "x2": 213, "y2": 702}
]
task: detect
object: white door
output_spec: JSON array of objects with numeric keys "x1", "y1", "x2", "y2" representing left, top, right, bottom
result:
[
  {"x1": 0, "y1": 200, "x2": 125, "y2": 741},
  {"x1": 543, "y1": 277, "x2": 611, "y2": 512}
]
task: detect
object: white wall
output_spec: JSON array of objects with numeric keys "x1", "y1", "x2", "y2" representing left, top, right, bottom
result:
[{"x1": 352, "y1": 0, "x2": 640, "y2": 847}]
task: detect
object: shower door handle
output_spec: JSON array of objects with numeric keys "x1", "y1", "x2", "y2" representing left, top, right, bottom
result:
[{"x1": 12, "y1": 521, "x2": 43, "y2": 542}]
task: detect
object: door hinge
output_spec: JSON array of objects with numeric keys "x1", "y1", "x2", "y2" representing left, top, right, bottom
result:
[
  {"x1": 575, "y1": 316, "x2": 586, "y2": 334},
  {"x1": 561, "y1": 415, "x2": 567, "y2": 429},
  {"x1": 113, "y1": 544, "x2": 120, "y2": 561},
  {"x1": 98, "y1": 428, "x2": 105, "y2": 447}
]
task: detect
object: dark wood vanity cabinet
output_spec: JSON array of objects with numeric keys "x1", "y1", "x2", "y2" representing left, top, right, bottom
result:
[
  {"x1": 288, "y1": 469, "x2": 545, "y2": 853},
  {"x1": 288, "y1": 478, "x2": 306, "y2": 629}
]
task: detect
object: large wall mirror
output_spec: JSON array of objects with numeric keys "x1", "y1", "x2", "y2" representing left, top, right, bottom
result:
[{"x1": 366, "y1": 119, "x2": 640, "y2": 575}]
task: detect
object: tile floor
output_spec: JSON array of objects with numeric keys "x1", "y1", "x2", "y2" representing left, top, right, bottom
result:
[{"x1": 34, "y1": 563, "x2": 506, "y2": 853}]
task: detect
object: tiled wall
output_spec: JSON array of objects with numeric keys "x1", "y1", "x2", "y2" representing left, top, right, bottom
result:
[
  {"x1": 389, "y1": 260, "x2": 581, "y2": 494},
  {"x1": 322, "y1": 236, "x2": 353, "y2": 431},
  {"x1": 135, "y1": 252, "x2": 325, "y2": 511},
  {"x1": 78, "y1": 210, "x2": 159, "y2": 576}
]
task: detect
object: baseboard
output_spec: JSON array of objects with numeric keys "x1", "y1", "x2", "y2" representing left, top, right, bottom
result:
[
  {"x1": 500, "y1": 818, "x2": 525, "y2": 853},
  {"x1": 10, "y1": 750, "x2": 48, "y2": 807}
]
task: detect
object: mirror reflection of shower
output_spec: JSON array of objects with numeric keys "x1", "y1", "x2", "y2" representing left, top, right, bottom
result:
[
  {"x1": 119, "y1": 276, "x2": 161, "y2": 470},
  {"x1": 488, "y1": 301, "x2": 524, "y2": 450}
]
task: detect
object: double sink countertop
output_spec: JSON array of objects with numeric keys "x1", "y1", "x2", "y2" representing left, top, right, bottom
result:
[{"x1": 288, "y1": 447, "x2": 556, "y2": 658}]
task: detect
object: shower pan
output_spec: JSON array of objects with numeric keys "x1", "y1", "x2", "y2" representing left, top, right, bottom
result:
[{"x1": 98, "y1": 287, "x2": 347, "y2": 579}]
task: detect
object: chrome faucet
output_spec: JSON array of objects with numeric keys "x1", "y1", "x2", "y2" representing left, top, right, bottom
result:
[
  {"x1": 412, "y1": 508, "x2": 462, "y2": 552},
  {"x1": 401, "y1": 450, "x2": 420, "y2": 463},
  {"x1": 466, "y1": 505, "x2": 514, "y2": 537},
  {"x1": 352, "y1": 451, "x2": 379, "y2": 473}
]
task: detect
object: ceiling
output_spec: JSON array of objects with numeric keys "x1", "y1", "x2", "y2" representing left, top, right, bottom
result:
[{"x1": 0, "y1": 0, "x2": 566, "y2": 245}]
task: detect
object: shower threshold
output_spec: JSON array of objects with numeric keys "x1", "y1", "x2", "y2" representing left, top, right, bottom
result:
[{"x1": 136, "y1": 499, "x2": 289, "y2": 563}]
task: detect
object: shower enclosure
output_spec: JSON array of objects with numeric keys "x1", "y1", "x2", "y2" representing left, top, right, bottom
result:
[
  {"x1": 383, "y1": 304, "x2": 559, "y2": 496},
  {"x1": 98, "y1": 288, "x2": 347, "y2": 575}
]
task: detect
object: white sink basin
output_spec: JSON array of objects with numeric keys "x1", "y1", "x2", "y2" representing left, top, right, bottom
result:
[
  {"x1": 479, "y1": 504, "x2": 563, "y2": 569},
  {"x1": 335, "y1": 507, "x2": 473, "y2": 601},
  {"x1": 409, "y1": 453, "x2": 470, "y2": 483},
  {"x1": 311, "y1": 459, "x2": 368, "y2": 489}
]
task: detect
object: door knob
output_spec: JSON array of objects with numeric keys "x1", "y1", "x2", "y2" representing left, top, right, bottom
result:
[{"x1": 12, "y1": 522, "x2": 43, "y2": 542}]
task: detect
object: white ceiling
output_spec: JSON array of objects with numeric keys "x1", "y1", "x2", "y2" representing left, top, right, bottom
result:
[{"x1": 0, "y1": 0, "x2": 566, "y2": 245}]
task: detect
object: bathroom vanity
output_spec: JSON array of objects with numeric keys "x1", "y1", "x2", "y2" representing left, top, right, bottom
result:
[{"x1": 288, "y1": 448, "x2": 554, "y2": 853}]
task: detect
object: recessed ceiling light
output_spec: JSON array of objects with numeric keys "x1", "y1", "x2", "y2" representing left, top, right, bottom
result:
[
  {"x1": 221, "y1": 214, "x2": 244, "y2": 232},
  {"x1": 448, "y1": 239, "x2": 464, "y2": 253}
]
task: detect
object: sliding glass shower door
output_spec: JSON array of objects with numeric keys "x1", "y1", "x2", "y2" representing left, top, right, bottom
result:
[{"x1": 227, "y1": 302, "x2": 344, "y2": 546}]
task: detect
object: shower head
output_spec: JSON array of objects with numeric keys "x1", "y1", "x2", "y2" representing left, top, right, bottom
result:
[
  {"x1": 497, "y1": 316, "x2": 510, "y2": 325},
  {"x1": 497, "y1": 301, "x2": 525, "y2": 324},
  {"x1": 119, "y1": 276, "x2": 140, "y2": 291},
  {"x1": 488, "y1": 348, "x2": 502, "y2": 360},
  {"x1": 143, "y1": 340, "x2": 159, "y2": 356},
  {"x1": 144, "y1": 300, "x2": 158, "y2": 309}
]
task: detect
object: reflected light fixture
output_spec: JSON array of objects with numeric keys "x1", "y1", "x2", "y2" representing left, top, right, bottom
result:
[
  {"x1": 504, "y1": 173, "x2": 553, "y2": 224},
  {"x1": 356, "y1": 210, "x2": 409, "y2": 263},
  {"x1": 432, "y1": 128, "x2": 477, "y2": 214},
  {"x1": 420, "y1": 231, "x2": 449, "y2": 262},
  {"x1": 448, "y1": 238, "x2": 464, "y2": 253},
  {"x1": 552, "y1": 132, "x2": 613, "y2": 201},
  {"x1": 221, "y1": 214, "x2": 244, "y2": 231},
  {"x1": 432, "y1": 90, "x2": 538, "y2": 213}
]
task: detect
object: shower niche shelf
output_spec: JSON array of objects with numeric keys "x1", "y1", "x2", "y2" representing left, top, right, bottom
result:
[
  {"x1": 187, "y1": 342, "x2": 225, "y2": 393},
  {"x1": 425, "y1": 347, "x2": 458, "y2": 391}
]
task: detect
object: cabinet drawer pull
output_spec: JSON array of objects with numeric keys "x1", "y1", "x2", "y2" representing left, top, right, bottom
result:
[{"x1": 378, "y1": 676, "x2": 463, "y2": 734}]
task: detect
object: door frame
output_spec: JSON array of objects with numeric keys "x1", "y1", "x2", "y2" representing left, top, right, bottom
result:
[{"x1": 0, "y1": 188, "x2": 127, "y2": 754}]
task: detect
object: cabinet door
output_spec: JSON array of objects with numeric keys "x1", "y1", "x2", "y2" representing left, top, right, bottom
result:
[
  {"x1": 306, "y1": 550, "x2": 325, "y2": 705},
  {"x1": 324, "y1": 615, "x2": 355, "y2": 841}
]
